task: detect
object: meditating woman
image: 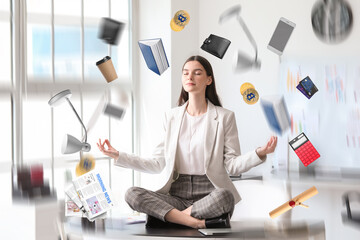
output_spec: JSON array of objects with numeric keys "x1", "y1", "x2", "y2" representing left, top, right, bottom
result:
[{"x1": 97, "y1": 55, "x2": 277, "y2": 229}]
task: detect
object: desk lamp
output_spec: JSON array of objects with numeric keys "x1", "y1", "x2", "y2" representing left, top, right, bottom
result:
[
  {"x1": 219, "y1": 5, "x2": 261, "y2": 72},
  {"x1": 48, "y1": 89, "x2": 91, "y2": 154}
]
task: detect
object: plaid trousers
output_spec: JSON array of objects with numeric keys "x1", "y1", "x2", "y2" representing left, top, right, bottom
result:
[{"x1": 125, "y1": 174, "x2": 235, "y2": 221}]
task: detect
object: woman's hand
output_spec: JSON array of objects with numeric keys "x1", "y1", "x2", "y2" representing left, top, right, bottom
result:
[
  {"x1": 97, "y1": 139, "x2": 119, "y2": 159},
  {"x1": 256, "y1": 136, "x2": 278, "y2": 160}
]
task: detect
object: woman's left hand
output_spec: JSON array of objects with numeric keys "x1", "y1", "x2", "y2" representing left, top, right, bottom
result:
[{"x1": 256, "y1": 136, "x2": 278, "y2": 159}]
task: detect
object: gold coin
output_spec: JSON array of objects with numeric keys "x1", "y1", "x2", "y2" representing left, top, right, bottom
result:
[
  {"x1": 75, "y1": 154, "x2": 95, "y2": 177},
  {"x1": 173, "y1": 10, "x2": 190, "y2": 27},
  {"x1": 240, "y1": 82, "x2": 255, "y2": 95},
  {"x1": 170, "y1": 18, "x2": 184, "y2": 32},
  {"x1": 243, "y1": 88, "x2": 259, "y2": 105}
]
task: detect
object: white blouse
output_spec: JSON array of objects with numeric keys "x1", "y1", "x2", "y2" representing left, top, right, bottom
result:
[{"x1": 175, "y1": 110, "x2": 208, "y2": 175}]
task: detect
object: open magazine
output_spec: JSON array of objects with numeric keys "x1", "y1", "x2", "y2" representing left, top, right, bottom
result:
[{"x1": 65, "y1": 170, "x2": 115, "y2": 221}]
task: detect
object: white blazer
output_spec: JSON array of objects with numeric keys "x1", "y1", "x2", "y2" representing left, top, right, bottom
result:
[{"x1": 114, "y1": 100, "x2": 265, "y2": 204}]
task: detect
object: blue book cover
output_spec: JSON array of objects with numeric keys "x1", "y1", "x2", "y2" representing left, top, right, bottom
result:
[
  {"x1": 261, "y1": 101, "x2": 282, "y2": 135},
  {"x1": 138, "y1": 38, "x2": 169, "y2": 75}
]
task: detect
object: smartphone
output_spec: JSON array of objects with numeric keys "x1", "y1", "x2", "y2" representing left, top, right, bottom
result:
[{"x1": 267, "y1": 17, "x2": 296, "y2": 55}]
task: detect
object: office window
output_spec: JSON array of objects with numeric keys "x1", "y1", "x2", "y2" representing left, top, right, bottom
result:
[
  {"x1": 0, "y1": 95, "x2": 12, "y2": 164},
  {"x1": 23, "y1": 95, "x2": 52, "y2": 162},
  {"x1": 82, "y1": 92, "x2": 110, "y2": 158},
  {"x1": 0, "y1": 3, "x2": 11, "y2": 85},
  {"x1": 84, "y1": 26, "x2": 109, "y2": 81},
  {"x1": 84, "y1": 0, "x2": 109, "y2": 81},
  {"x1": 110, "y1": 0, "x2": 129, "y2": 81},
  {"x1": 53, "y1": 0, "x2": 82, "y2": 81},
  {"x1": 8, "y1": 0, "x2": 133, "y2": 215},
  {"x1": 0, "y1": 1, "x2": 11, "y2": 168},
  {"x1": 27, "y1": 0, "x2": 52, "y2": 80},
  {"x1": 52, "y1": 95, "x2": 83, "y2": 161},
  {"x1": 27, "y1": 25, "x2": 52, "y2": 80}
]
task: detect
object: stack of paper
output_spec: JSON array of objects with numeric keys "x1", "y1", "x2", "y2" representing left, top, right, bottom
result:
[{"x1": 65, "y1": 170, "x2": 115, "y2": 222}]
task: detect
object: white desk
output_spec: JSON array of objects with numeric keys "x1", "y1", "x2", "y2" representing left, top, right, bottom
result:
[{"x1": 61, "y1": 217, "x2": 325, "y2": 240}]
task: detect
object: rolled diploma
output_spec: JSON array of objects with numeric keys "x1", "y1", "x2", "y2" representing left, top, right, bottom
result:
[
  {"x1": 269, "y1": 202, "x2": 292, "y2": 219},
  {"x1": 269, "y1": 186, "x2": 318, "y2": 219}
]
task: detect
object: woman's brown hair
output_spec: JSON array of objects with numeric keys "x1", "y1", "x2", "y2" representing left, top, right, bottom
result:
[{"x1": 177, "y1": 55, "x2": 222, "y2": 107}]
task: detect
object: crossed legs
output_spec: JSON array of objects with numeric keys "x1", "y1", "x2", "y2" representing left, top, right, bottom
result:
[{"x1": 125, "y1": 187, "x2": 234, "y2": 229}]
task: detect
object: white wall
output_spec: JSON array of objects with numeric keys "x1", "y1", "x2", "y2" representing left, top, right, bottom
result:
[
  {"x1": 132, "y1": 0, "x2": 172, "y2": 189},
  {"x1": 133, "y1": 0, "x2": 360, "y2": 239},
  {"x1": 170, "y1": 0, "x2": 200, "y2": 107},
  {"x1": 135, "y1": 0, "x2": 342, "y2": 176},
  {"x1": 196, "y1": 0, "x2": 360, "y2": 175},
  {"x1": 134, "y1": 0, "x2": 360, "y2": 180}
]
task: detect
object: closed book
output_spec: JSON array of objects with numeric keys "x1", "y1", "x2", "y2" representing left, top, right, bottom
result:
[
  {"x1": 261, "y1": 96, "x2": 290, "y2": 135},
  {"x1": 138, "y1": 38, "x2": 169, "y2": 75}
]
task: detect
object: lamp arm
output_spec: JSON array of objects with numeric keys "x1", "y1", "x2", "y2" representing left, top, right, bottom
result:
[
  {"x1": 66, "y1": 98, "x2": 88, "y2": 143},
  {"x1": 237, "y1": 15, "x2": 258, "y2": 61}
]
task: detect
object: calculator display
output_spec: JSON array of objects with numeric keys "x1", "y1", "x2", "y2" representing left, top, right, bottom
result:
[{"x1": 290, "y1": 134, "x2": 307, "y2": 149}]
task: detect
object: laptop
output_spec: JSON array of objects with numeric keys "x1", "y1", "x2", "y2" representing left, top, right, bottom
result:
[{"x1": 198, "y1": 228, "x2": 233, "y2": 236}]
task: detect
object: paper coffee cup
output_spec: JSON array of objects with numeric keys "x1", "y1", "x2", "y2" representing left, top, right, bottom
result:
[{"x1": 96, "y1": 56, "x2": 118, "y2": 83}]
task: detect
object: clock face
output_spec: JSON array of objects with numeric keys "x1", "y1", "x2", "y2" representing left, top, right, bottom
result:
[{"x1": 311, "y1": 0, "x2": 353, "y2": 44}]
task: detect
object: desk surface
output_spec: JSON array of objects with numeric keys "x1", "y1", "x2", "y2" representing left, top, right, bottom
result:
[{"x1": 63, "y1": 218, "x2": 325, "y2": 239}]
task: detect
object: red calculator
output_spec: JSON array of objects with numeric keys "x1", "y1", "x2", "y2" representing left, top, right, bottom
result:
[{"x1": 289, "y1": 132, "x2": 320, "y2": 166}]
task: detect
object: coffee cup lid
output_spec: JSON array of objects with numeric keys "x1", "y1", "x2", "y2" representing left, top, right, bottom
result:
[{"x1": 96, "y1": 56, "x2": 111, "y2": 65}]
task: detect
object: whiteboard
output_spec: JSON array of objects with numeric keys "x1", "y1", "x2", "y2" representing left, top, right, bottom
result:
[{"x1": 280, "y1": 58, "x2": 360, "y2": 169}]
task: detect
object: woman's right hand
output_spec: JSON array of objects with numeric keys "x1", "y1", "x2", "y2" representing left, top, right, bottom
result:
[{"x1": 97, "y1": 139, "x2": 119, "y2": 159}]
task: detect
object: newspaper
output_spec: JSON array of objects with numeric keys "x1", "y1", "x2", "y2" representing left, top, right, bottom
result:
[{"x1": 65, "y1": 170, "x2": 115, "y2": 221}]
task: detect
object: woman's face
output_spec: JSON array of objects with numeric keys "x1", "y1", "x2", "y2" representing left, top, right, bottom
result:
[{"x1": 182, "y1": 60, "x2": 212, "y2": 95}]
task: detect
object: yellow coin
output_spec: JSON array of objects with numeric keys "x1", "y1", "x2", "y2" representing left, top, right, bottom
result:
[
  {"x1": 173, "y1": 10, "x2": 190, "y2": 27},
  {"x1": 170, "y1": 18, "x2": 185, "y2": 32},
  {"x1": 75, "y1": 154, "x2": 95, "y2": 177},
  {"x1": 243, "y1": 88, "x2": 259, "y2": 105},
  {"x1": 240, "y1": 82, "x2": 255, "y2": 95}
]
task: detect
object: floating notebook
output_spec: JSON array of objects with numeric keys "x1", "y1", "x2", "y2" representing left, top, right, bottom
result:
[
  {"x1": 296, "y1": 76, "x2": 318, "y2": 99},
  {"x1": 138, "y1": 38, "x2": 169, "y2": 75},
  {"x1": 261, "y1": 95, "x2": 291, "y2": 135}
]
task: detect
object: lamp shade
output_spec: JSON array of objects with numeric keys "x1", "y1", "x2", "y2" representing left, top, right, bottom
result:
[
  {"x1": 48, "y1": 89, "x2": 72, "y2": 107},
  {"x1": 62, "y1": 134, "x2": 91, "y2": 154},
  {"x1": 49, "y1": 89, "x2": 91, "y2": 154},
  {"x1": 233, "y1": 51, "x2": 261, "y2": 72},
  {"x1": 218, "y1": 5, "x2": 241, "y2": 24},
  {"x1": 219, "y1": 4, "x2": 261, "y2": 73}
]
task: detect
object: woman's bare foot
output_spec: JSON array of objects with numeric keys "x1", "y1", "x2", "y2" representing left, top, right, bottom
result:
[
  {"x1": 196, "y1": 219, "x2": 206, "y2": 229},
  {"x1": 165, "y1": 208, "x2": 206, "y2": 229}
]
